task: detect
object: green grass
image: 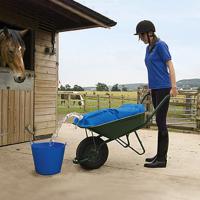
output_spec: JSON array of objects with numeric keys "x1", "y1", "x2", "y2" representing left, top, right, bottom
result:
[
  {"x1": 57, "y1": 91, "x2": 138, "y2": 115},
  {"x1": 57, "y1": 91, "x2": 197, "y2": 126}
]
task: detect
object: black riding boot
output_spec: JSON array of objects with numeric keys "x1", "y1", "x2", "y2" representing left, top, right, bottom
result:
[
  {"x1": 145, "y1": 132, "x2": 160, "y2": 162},
  {"x1": 144, "y1": 131, "x2": 168, "y2": 168}
]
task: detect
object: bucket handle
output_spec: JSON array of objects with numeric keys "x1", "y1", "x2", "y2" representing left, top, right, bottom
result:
[{"x1": 25, "y1": 125, "x2": 34, "y2": 144}]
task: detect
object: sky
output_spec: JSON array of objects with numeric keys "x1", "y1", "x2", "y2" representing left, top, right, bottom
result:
[{"x1": 59, "y1": 0, "x2": 200, "y2": 87}]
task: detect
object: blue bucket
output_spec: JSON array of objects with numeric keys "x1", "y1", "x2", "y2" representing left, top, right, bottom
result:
[{"x1": 31, "y1": 142, "x2": 66, "y2": 175}]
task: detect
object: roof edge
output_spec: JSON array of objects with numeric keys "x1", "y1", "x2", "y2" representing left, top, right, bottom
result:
[{"x1": 48, "y1": 0, "x2": 117, "y2": 28}]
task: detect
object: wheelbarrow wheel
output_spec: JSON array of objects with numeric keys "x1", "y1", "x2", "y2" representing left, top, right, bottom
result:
[{"x1": 76, "y1": 136, "x2": 109, "y2": 170}]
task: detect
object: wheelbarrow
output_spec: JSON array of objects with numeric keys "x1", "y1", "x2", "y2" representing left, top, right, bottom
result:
[{"x1": 67, "y1": 93, "x2": 170, "y2": 170}]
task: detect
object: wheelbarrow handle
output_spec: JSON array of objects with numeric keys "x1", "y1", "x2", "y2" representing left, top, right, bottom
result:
[
  {"x1": 145, "y1": 94, "x2": 170, "y2": 124},
  {"x1": 134, "y1": 94, "x2": 170, "y2": 130},
  {"x1": 140, "y1": 92, "x2": 151, "y2": 104}
]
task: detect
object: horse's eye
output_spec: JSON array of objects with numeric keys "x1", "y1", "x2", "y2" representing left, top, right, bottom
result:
[{"x1": 9, "y1": 50, "x2": 14, "y2": 54}]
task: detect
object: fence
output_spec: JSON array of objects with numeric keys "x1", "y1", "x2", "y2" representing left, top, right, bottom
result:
[
  {"x1": 137, "y1": 87, "x2": 200, "y2": 132},
  {"x1": 57, "y1": 89, "x2": 200, "y2": 132}
]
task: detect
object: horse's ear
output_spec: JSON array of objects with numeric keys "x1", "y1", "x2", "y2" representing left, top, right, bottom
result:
[
  {"x1": 19, "y1": 29, "x2": 29, "y2": 37},
  {"x1": 3, "y1": 27, "x2": 10, "y2": 38}
]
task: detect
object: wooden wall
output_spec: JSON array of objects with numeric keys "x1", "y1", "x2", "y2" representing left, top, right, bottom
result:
[
  {"x1": 34, "y1": 30, "x2": 58, "y2": 136},
  {"x1": 0, "y1": 90, "x2": 33, "y2": 145}
]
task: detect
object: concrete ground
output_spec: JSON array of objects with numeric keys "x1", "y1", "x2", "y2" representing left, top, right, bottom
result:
[{"x1": 0, "y1": 124, "x2": 200, "y2": 200}]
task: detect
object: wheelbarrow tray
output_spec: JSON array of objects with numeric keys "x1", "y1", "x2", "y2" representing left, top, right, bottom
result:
[{"x1": 87, "y1": 112, "x2": 145, "y2": 140}]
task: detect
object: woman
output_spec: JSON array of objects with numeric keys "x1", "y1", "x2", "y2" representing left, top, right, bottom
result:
[{"x1": 135, "y1": 20, "x2": 177, "y2": 168}]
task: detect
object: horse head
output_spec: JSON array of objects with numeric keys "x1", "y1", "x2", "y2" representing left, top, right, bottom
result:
[{"x1": 0, "y1": 27, "x2": 28, "y2": 83}]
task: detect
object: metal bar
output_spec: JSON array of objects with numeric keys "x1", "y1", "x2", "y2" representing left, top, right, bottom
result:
[{"x1": 115, "y1": 132, "x2": 145, "y2": 155}]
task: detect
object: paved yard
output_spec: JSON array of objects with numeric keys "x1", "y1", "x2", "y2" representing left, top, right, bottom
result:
[{"x1": 0, "y1": 124, "x2": 200, "y2": 200}]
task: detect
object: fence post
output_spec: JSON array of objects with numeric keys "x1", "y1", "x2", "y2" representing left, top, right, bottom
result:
[
  {"x1": 108, "y1": 94, "x2": 111, "y2": 108},
  {"x1": 97, "y1": 95, "x2": 100, "y2": 110},
  {"x1": 185, "y1": 94, "x2": 192, "y2": 115},
  {"x1": 83, "y1": 94, "x2": 86, "y2": 112},
  {"x1": 145, "y1": 94, "x2": 152, "y2": 128},
  {"x1": 67, "y1": 94, "x2": 70, "y2": 109},
  {"x1": 137, "y1": 87, "x2": 141, "y2": 103},
  {"x1": 196, "y1": 91, "x2": 200, "y2": 129},
  {"x1": 121, "y1": 95, "x2": 124, "y2": 105}
]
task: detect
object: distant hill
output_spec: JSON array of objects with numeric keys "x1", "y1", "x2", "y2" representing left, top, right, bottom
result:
[
  {"x1": 117, "y1": 83, "x2": 146, "y2": 91},
  {"x1": 176, "y1": 78, "x2": 200, "y2": 89},
  {"x1": 83, "y1": 83, "x2": 147, "y2": 91},
  {"x1": 83, "y1": 79, "x2": 200, "y2": 91}
]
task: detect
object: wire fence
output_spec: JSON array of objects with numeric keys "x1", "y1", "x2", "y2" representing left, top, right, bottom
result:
[{"x1": 57, "y1": 89, "x2": 200, "y2": 132}]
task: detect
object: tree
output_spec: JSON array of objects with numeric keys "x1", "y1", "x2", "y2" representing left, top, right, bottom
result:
[
  {"x1": 122, "y1": 85, "x2": 128, "y2": 91},
  {"x1": 65, "y1": 84, "x2": 71, "y2": 91},
  {"x1": 111, "y1": 84, "x2": 121, "y2": 91},
  {"x1": 73, "y1": 85, "x2": 84, "y2": 91},
  {"x1": 96, "y1": 82, "x2": 109, "y2": 91},
  {"x1": 59, "y1": 84, "x2": 66, "y2": 91}
]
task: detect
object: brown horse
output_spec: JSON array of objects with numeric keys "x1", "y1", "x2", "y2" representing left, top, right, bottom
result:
[{"x1": 0, "y1": 27, "x2": 28, "y2": 83}]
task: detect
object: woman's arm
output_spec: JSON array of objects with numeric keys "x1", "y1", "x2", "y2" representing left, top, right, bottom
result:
[{"x1": 166, "y1": 60, "x2": 178, "y2": 97}]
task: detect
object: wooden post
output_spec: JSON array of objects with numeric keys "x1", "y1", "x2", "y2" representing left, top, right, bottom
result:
[
  {"x1": 121, "y1": 95, "x2": 124, "y2": 105},
  {"x1": 83, "y1": 94, "x2": 86, "y2": 112},
  {"x1": 140, "y1": 85, "x2": 151, "y2": 128},
  {"x1": 97, "y1": 95, "x2": 100, "y2": 110},
  {"x1": 108, "y1": 94, "x2": 111, "y2": 108},
  {"x1": 67, "y1": 94, "x2": 70, "y2": 109},
  {"x1": 145, "y1": 94, "x2": 151, "y2": 128},
  {"x1": 185, "y1": 94, "x2": 192, "y2": 115},
  {"x1": 196, "y1": 91, "x2": 200, "y2": 129},
  {"x1": 137, "y1": 87, "x2": 141, "y2": 104}
]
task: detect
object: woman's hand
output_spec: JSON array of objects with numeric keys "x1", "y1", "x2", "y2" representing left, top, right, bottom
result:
[{"x1": 170, "y1": 87, "x2": 178, "y2": 97}]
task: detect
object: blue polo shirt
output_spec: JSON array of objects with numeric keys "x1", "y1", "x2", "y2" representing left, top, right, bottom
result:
[{"x1": 145, "y1": 39, "x2": 172, "y2": 89}]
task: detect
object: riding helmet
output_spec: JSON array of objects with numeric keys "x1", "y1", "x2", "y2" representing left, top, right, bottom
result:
[{"x1": 134, "y1": 20, "x2": 156, "y2": 35}]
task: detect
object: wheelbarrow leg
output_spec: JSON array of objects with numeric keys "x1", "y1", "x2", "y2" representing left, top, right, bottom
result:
[{"x1": 115, "y1": 131, "x2": 145, "y2": 155}]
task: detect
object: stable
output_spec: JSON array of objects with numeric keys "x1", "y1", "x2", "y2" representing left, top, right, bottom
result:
[{"x1": 0, "y1": 0, "x2": 116, "y2": 146}]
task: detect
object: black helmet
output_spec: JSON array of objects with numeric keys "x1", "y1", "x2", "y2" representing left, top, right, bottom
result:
[{"x1": 134, "y1": 20, "x2": 156, "y2": 35}]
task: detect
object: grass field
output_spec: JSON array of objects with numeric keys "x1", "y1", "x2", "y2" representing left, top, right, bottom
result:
[
  {"x1": 57, "y1": 91, "x2": 138, "y2": 115},
  {"x1": 57, "y1": 90, "x2": 198, "y2": 131}
]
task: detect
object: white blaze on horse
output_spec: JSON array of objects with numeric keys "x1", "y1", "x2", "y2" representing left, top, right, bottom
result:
[{"x1": 0, "y1": 27, "x2": 28, "y2": 83}]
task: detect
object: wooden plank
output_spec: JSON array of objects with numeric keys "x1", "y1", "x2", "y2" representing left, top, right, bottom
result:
[
  {"x1": 35, "y1": 33, "x2": 52, "y2": 42},
  {"x1": 35, "y1": 101, "x2": 56, "y2": 109},
  {"x1": 13, "y1": 90, "x2": 20, "y2": 144},
  {"x1": 35, "y1": 127, "x2": 55, "y2": 136},
  {"x1": 19, "y1": 91, "x2": 25, "y2": 142},
  {"x1": 7, "y1": 90, "x2": 14, "y2": 145},
  {"x1": 35, "y1": 73, "x2": 57, "y2": 81},
  {"x1": 35, "y1": 59, "x2": 57, "y2": 67},
  {"x1": 35, "y1": 53, "x2": 57, "y2": 62},
  {"x1": 29, "y1": 91, "x2": 34, "y2": 142},
  {"x1": 35, "y1": 87, "x2": 57, "y2": 95},
  {"x1": 35, "y1": 45, "x2": 58, "y2": 55},
  {"x1": 35, "y1": 38, "x2": 52, "y2": 46},
  {"x1": 24, "y1": 91, "x2": 31, "y2": 141},
  {"x1": 35, "y1": 114, "x2": 56, "y2": 123},
  {"x1": 2, "y1": 90, "x2": 8, "y2": 145},
  {"x1": 0, "y1": 8, "x2": 38, "y2": 30},
  {"x1": 35, "y1": 80, "x2": 57, "y2": 88},
  {"x1": 35, "y1": 63, "x2": 57, "y2": 70},
  {"x1": 35, "y1": 94, "x2": 57, "y2": 102},
  {"x1": 35, "y1": 120, "x2": 56, "y2": 130},
  {"x1": 0, "y1": 90, "x2": 2, "y2": 145},
  {"x1": 35, "y1": 36, "x2": 56, "y2": 44},
  {"x1": 35, "y1": 65, "x2": 57, "y2": 75},
  {"x1": 35, "y1": 108, "x2": 56, "y2": 116}
]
